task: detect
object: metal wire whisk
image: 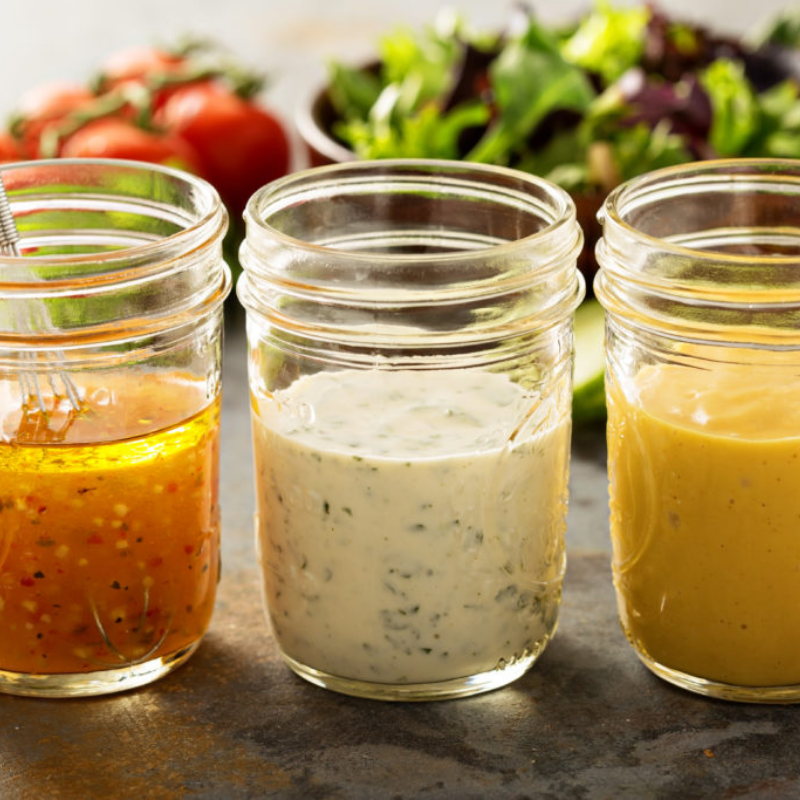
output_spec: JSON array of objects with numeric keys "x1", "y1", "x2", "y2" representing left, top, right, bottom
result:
[{"x1": 0, "y1": 172, "x2": 82, "y2": 414}]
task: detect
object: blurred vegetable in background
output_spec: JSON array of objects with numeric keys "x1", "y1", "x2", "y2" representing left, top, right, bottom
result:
[
  {"x1": 327, "y1": 2, "x2": 800, "y2": 193},
  {"x1": 2, "y1": 41, "x2": 291, "y2": 281},
  {"x1": 321, "y1": 1, "x2": 800, "y2": 423}
]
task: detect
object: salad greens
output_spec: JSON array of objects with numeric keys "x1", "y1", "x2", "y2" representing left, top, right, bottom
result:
[
  {"x1": 560, "y1": 2, "x2": 650, "y2": 85},
  {"x1": 328, "y1": 2, "x2": 800, "y2": 195},
  {"x1": 467, "y1": 19, "x2": 594, "y2": 164},
  {"x1": 324, "y1": 1, "x2": 800, "y2": 425}
]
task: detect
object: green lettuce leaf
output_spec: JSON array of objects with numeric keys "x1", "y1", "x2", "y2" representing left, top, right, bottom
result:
[
  {"x1": 467, "y1": 17, "x2": 595, "y2": 164},
  {"x1": 335, "y1": 100, "x2": 489, "y2": 160},
  {"x1": 700, "y1": 59, "x2": 759, "y2": 156},
  {"x1": 746, "y1": 79, "x2": 800, "y2": 158},
  {"x1": 378, "y1": 14, "x2": 463, "y2": 108},
  {"x1": 561, "y1": 1, "x2": 651, "y2": 85},
  {"x1": 327, "y1": 62, "x2": 383, "y2": 122}
]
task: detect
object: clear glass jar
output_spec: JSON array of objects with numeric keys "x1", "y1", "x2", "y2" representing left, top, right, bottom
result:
[
  {"x1": 596, "y1": 158, "x2": 800, "y2": 703},
  {"x1": 238, "y1": 159, "x2": 584, "y2": 700},
  {"x1": 0, "y1": 159, "x2": 230, "y2": 697}
]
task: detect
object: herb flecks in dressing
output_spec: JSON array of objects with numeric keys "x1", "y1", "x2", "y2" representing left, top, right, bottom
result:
[{"x1": 253, "y1": 369, "x2": 569, "y2": 684}]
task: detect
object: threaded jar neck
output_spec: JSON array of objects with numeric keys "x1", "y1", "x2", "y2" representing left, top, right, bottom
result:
[
  {"x1": 238, "y1": 159, "x2": 584, "y2": 357},
  {"x1": 596, "y1": 159, "x2": 800, "y2": 346},
  {"x1": 0, "y1": 159, "x2": 230, "y2": 351}
]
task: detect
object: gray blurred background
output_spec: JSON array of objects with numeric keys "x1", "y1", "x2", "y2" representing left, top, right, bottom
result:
[{"x1": 1, "y1": 0, "x2": 792, "y2": 165}]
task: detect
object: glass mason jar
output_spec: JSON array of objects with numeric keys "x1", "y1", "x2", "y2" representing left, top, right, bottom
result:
[
  {"x1": 596, "y1": 159, "x2": 800, "y2": 703},
  {"x1": 0, "y1": 159, "x2": 230, "y2": 698},
  {"x1": 238, "y1": 159, "x2": 584, "y2": 701}
]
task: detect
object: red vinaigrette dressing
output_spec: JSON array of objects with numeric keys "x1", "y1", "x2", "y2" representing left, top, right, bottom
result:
[{"x1": 0, "y1": 372, "x2": 220, "y2": 675}]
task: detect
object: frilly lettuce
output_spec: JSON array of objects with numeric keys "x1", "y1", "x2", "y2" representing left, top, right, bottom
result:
[
  {"x1": 327, "y1": 2, "x2": 800, "y2": 193},
  {"x1": 561, "y1": 1, "x2": 650, "y2": 84}
]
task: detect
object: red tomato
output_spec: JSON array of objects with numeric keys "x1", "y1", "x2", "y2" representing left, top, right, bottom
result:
[
  {"x1": 95, "y1": 46, "x2": 194, "y2": 113},
  {"x1": 60, "y1": 117, "x2": 204, "y2": 175},
  {"x1": 15, "y1": 81, "x2": 95, "y2": 122},
  {"x1": 11, "y1": 82, "x2": 95, "y2": 157},
  {"x1": 97, "y1": 46, "x2": 186, "y2": 89},
  {"x1": 0, "y1": 132, "x2": 23, "y2": 163},
  {"x1": 157, "y1": 82, "x2": 290, "y2": 215}
]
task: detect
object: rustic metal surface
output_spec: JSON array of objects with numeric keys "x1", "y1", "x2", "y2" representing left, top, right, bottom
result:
[{"x1": 2, "y1": 319, "x2": 799, "y2": 799}]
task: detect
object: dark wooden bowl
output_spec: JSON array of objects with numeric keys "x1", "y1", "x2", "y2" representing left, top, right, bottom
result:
[{"x1": 295, "y1": 82, "x2": 358, "y2": 168}]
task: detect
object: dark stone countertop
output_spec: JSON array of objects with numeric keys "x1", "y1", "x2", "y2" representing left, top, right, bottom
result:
[{"x1": 2, "y1": 316, "x2": 799, "y2": 799}]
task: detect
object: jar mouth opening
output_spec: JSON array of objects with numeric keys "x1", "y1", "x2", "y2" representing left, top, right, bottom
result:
[
  {"x1": 0, "y1": 158, "x2": 226, "y2": 289},
  {"x1": 243, "y1": 158, "x2": 580, "y2": 264},
  {"x1": 601, "y1": 158, "x2": 800, "y2": 268},
  {"x1": 0, "y1": 159, "x2": 230, "y2": 341},
  {"x1": 240, "y1": 160, "x2": 584, "y2": 350}
]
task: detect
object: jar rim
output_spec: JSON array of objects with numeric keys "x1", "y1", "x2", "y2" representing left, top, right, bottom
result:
[
  {"x1": 600, "y1": 157, "x2": 800, "y2": 268},
  {"x1": 239, "y1": 159, "x2": 584, "y2": 355},
  {"x1": 596, "y1": 158, "x2": 800, "y2": 346},
  {"x1": 0, "y1": 158, "x2": 226, "y2": 280},
  {"x1": 0, "y1": 158, "x2": 230, "y2": 343},
  {"x1": 243, "y1": 158, "x2": 580, "y2": 264}
]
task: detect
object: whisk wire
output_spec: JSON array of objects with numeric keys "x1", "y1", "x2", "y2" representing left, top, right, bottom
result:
[{"x1": 0, "y1": 171, "x2": 82, "y2": 416}]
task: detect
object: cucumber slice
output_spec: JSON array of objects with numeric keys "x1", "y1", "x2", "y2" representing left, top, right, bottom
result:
[{"x1": 572, "y1": 298, "x2": 607, "y2": 424}]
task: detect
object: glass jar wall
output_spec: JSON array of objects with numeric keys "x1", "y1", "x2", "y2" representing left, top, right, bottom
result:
[
  {"x1": 0, "y1": 159, "x2": 230, "y2": 697},
  {"x1": 596, "y1": 158, "x2": 800, "y2": 703},
  {"x1": 238, "y1": 159, "x2": 583, "y2": 700}
]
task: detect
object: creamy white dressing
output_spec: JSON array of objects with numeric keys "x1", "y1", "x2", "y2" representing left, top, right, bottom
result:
[{"x1": 252, "y1": 368, "x2": 569, "y2": 685}]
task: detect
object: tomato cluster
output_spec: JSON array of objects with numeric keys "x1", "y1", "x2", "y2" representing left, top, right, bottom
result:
[{"x1": 0, "y1": 44, "x2": 291, "y2": 218}]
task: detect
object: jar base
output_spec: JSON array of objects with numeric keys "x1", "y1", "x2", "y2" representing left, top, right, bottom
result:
[
  {"x1": 0, "y1": 641, "x2": 201, "y2": 698},
  {"x1": 635, "y1": 650, "x2": 800, "y2": 704},
  {"x1": 278, "y1": 645, "x2": 548, "y2": 702}
]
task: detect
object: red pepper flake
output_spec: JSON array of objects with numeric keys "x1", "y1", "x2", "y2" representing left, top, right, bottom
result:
[
  {"x1": 86, "y1": 533, "x2": 104, "y2": 545},
  {"x1": 167, "y1": 482, "x2": 179, "y2": 493},
  {"x1": 37, "y1": 506, "x2": 47, "y2": 514},
  {"x1": 184, "y1": 545, "x2": 195, "y2": 555},
  {"x1": 20, "y1": 575, "x2": 35, "y2": 587},
  {"x1": 148, "y1": 556, "x2": 164, "y2": 568}
]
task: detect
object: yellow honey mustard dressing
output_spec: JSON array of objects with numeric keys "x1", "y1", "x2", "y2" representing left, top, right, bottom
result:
[{"x1": 608, "y1": 362, "x2": 800, "y2": 687}]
